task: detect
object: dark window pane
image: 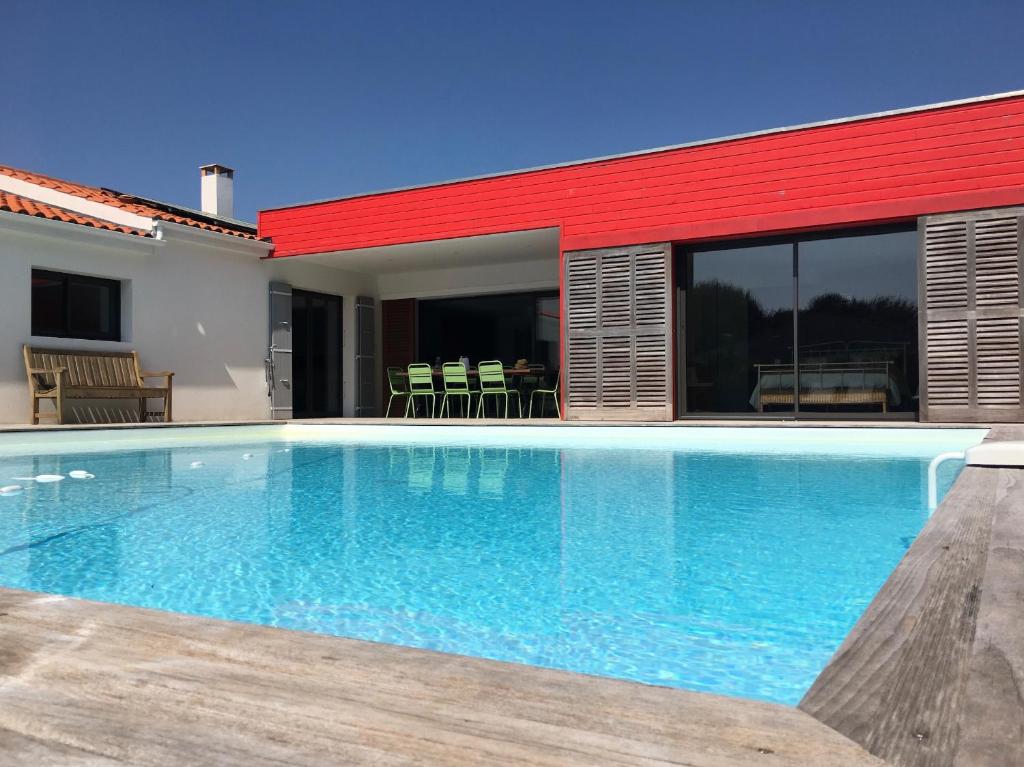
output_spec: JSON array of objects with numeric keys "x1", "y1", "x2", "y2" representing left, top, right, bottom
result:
[
  {"x1": 31, "y1": 269, "x2": 120, "y2": 341},
  {"x1": 685, "y1": 244, "x2": 794, "y2": 414},
  {"x1": 797, "y1": 230, "x2": 919, "y2": 414},
  {"x1": 417, "y1": 291, "x2": 560, "y2": 372},
  {"x1": 324, "y1": 298, "x2": 341, "y2": 410},
  {"x1": 291, "y1": 289, "x2": 343, "y2": 418},
  {"x1": 67, "y1": 280, "x2": 114, "y2": 337},
  {"x1": 291, "y1": 293, "x2": 309, "y2": 415},
  {"x1": 535, "y1": 296, "x2": 560, "y2": 370},
  {"x1": 681, "y1": 227, "x2": 919, "y2": 419},
  {"x1": 31, "y1": 273, "x2": 65, "y2": 336}
]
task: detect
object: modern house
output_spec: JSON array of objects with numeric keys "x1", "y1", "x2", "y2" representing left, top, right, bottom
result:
[
  {"x1": 261, "y1": 89, "x2": 1024, "y2": 424},
  {"x1": 3, "y1": 89, "x2": 1023, "y2": 425}
]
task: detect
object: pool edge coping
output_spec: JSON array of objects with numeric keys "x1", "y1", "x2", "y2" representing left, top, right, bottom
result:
[
  {"x1": 799, "y1": 423, "x2": 1024, "y2": 766},
  {"x1": 0, "y1": 416, "x2": 994, "y2": 434}
]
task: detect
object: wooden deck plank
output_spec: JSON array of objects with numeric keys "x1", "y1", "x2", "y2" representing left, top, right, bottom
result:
[
  {"x1": 0, "y1": 588, "x2": 882, "y2": 767},
  {"x1": 986, "y1": 423, "x2": 1024, "y2": 441},
  {"x1": 799, "y1": 466, "x2": 1001, "y2": 766},
  {"x1": 800, "y1": 419, "x2": 1024, "y2": 767},
  {"x1": 953, "y1": 466, "x2": 1024, "y2": 766}
]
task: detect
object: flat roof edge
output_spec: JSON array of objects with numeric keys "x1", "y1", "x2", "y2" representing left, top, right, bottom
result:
[{"x1": 259, "y1": 89, "x2": 1024, "y2": 215}]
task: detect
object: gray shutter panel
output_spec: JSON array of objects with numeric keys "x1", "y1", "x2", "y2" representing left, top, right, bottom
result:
[
  {"x1": 354, "y1": 296, "x2": 376, "y2": 416},
  {"x1": 566, "y1": 258, "x2": 598, "y2": 410},
  {"x1": 634, "y1": 251, "x2": 671, "y2": 408},
  {"x1": 563, "y1": 243, "x2": 673, "y2": 421},
  {"x1": 921, "y1": 207, "x2": 1024, "y2": 422},
  {"x1": 268, "y1": 282, "x2": 293, "y2": 420}
]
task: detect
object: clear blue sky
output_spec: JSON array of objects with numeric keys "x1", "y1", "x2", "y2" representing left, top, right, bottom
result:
[{"x1": 5, "y1": 1, "x2": 1024, "y2": 222}]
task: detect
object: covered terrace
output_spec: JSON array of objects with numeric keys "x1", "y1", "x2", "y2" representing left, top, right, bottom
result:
[{"x1": 286, "y1": 227, "x2": 561, "y2": 417}]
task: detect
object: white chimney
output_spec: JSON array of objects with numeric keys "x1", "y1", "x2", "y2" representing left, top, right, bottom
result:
[{"x1": 200, "y1": 164, "x2": 234, "y2": 218}]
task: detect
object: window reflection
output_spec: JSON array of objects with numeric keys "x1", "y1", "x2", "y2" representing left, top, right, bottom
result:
[
  {"x1": 417, "y1": 291, "x2": 560, "y2": 372},
  {"x1": 683, "y1": 227, "x2": 918, "y2": 417},
  {"x1": 31, "y1": 269, "x2": 121, "y2": 341},
  {"x1": 797, "y1": 231, "x2": 918, "y2": 414},
  {"x1": 685, "y1": 244, "x2": 794, "y2": 414}
]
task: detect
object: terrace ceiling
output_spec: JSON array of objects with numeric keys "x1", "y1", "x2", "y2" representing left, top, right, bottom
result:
[{"x1": 289, "y1": 227, "x2": 559, "y2": 274}]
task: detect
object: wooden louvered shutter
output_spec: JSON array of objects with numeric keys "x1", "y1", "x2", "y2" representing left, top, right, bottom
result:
[
  {"x1": 921, "y1": 207, "x2": 1024, "y2": 422},
  {"x1": 563, "y1": 243, "x2": 674, "y2": 420}
]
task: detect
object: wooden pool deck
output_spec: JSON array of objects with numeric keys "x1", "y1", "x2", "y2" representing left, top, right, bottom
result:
[
  {"x1": 0, "y1": 420, "x2": 1019, "y2": 766},
  {"x1": 0, "y1": 587, "x2": 881, "y2": 767},
  {"x1": 802, "y1": 428, "x2": 1024, "y2": 767}
]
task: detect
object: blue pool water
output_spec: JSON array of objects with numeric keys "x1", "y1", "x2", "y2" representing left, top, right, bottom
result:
[{"x1": 0, "y1": 426, "x2": 986, "y2": 704}]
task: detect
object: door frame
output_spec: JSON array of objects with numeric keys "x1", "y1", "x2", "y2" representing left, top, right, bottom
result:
[{"x1": 676, "y1": 223, "x2": 920, "y2": 420}]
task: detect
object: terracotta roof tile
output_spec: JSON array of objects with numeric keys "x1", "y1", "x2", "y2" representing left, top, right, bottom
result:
[
  {"x1": 0, "y1": 164, "x2": 257, "y2": 239},
  {"x1": 0, "y1": 190, "x2": 148, "y2": 236}
]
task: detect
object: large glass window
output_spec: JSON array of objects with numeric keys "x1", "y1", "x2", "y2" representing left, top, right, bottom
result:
[
  {"x1": 685, "y1": 244, "x2": 794, "y2": 414},
  {"x1": 797, "y1": 230, "x2": 918, "y2": 415},
  {"x1": 417, "y1": 291, "x2": 559, "y2": 370},
  {"x1": 31, "y1": 269, "x2": 121, "y2": 341},
  {"x1": 682, "y1": 226, "x2": 918, "y2": 417}
]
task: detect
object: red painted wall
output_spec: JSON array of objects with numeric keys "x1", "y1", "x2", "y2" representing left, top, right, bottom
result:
[{"x1": 259, "y1": 94, "x2": 1024, "y2": 256}]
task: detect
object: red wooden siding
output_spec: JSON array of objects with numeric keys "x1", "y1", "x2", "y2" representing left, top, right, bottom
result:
[{"x1": 260, "y1": 94, "x2": 1024, "y2": 256}]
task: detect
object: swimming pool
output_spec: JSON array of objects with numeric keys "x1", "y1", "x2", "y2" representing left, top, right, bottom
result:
[{"x1": 0, "y1": 425, "x2": 987, "y2": 705}]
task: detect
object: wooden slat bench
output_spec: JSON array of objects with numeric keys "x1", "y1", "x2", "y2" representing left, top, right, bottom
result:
[
  {"x1": 23, "y1": 345, "x2": 173, "y2": 425},
  {"x1": 754, "y1": 361, "x2": 893, "y2": 413}
]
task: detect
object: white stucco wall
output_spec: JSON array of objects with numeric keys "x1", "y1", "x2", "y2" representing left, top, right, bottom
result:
[
  {"x1": 376, "y1": 258, "x2": 558, "y2": 301},
  {"x1": 0, "y1": 213, "x2": 375, "y2": 424}
]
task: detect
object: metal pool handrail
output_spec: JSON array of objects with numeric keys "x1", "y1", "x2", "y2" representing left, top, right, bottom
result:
[
  {"x1": 927, "y1": 452, "x2": 966, "y2": 512},
  {"x1": 927, "y1": 441, "x2": 1024, "y2": 512}
]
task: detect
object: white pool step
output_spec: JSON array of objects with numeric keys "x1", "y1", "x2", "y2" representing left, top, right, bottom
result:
[{"x1": 927, "y1": 441, "x2": 1024, "y2": 511}]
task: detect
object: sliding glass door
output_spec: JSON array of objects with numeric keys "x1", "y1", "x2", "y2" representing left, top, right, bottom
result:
[
  {"x1": 681, "y1": 226, "x2": 918, "y2": 418},
  {"x1": 796, "y1": 230, "x2": 918, "y2": 416},
  {"x1": 684, "y1": 243, "x2": 794, "y2": 414}
]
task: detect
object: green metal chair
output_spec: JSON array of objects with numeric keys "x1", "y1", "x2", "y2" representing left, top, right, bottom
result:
[
  {"x1": 405, "y1": 363, "x2": 436, "y2": 418},
  {"x1": 519, "y1": 363, "x2": 546, "y2": 400},
  {"x1": 528, "y1": 370, "x2": 561, "y2": 418},
  {"x1": 440, "y1": 362, "x2": 474, "y2": 417},
  {"x1": 476, "y1": 360, "x2": 522, "y2": 418},
  {"x1": 385, "y1": 366, "x2": 410, "y2": 418}
]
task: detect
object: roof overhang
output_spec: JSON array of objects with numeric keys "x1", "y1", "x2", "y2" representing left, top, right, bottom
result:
[
  {"x1": 284, "y1": 227, "x2": 559, "y2": 274},
  {"x1": 154, "y1": 220, "x2": 272, "y2": 257},
  {"x1": 0, "y1": 173, "x2": 154, "y2": 232},
  {"x1": 0, "y1": 208, "x2": 159, "y2": 253}
]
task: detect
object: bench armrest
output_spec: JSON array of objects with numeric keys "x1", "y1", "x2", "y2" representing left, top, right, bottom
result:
[
  {"x1": 26, "y1": 367, "x2": 67, "y2": 392},
  {"x1": 140, "y1": 371, "x2": 175, "y2": 379}
]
